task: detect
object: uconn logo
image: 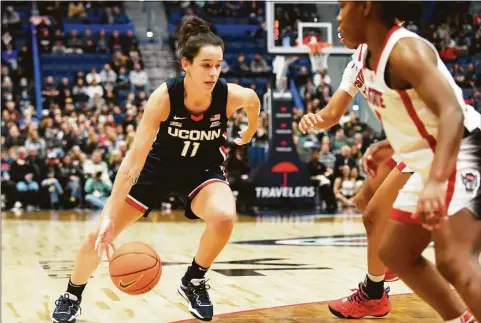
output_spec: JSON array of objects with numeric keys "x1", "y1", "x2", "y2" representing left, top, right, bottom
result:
[{"x1": 167, "y1": 127, "x2": 221, "y2": 141}]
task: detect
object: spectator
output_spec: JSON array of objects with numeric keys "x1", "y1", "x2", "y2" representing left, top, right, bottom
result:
[
  {"x1": 2, "y1": 43, "x2": 18, "y2": 70},
  {"x1": 57, "y1": 154, "x2": 83, "y2": 208},
  {"x1": 122, "y1": 30, "x2": 138, "y2": 52},
  {"x1": 24, "y1": 129, "x2": 47, "y2": 159},
  {"x1": 82, "y1": 29, "x2": 97, "y2": 53},
  {"x1": 99, "y1": 64, "x2": 117, "y2": 84},
  {"x1": 129, "y1": 63, "x2": 149, "y2": 92},
  {"x1": 10, "y1": 147, "x2": 40, "y2": 210},
  {"x1": 41, "y1": 167, "x2": 64, "y2": 209},
  {"x1": 85, "y1": 79, "x2": 104, "y2": 100},
  {"x1": 351, "y1": 166, "x2": 364, "y2": 193},
  {"x1": 331, "y1": 128, "x2": 351, "y2": 152},
  {"x1": 5, "y1": 125, "x2": 25, "y2": 149},
  {"x1": 52, "y1": 40, "x2": 67, "y2": 55},
  {"x1": 307, "y1": 149, "x2": 337, "y2": 212},
  {"x1": 334, "y1": 145, "x2": 357, "y2": 179},
  {"x1": 127, "y1": 50, "x2": 143, "y2": 70},
  {"x1": 232, "y1": 53, "x2": 250, "y2": 73},
  {"x1": 86, "y1": 67, "x2": 101, "y2": 85},
  {"x1": 97, "y1": 29, "x2": 109, "y2": 53},
  {"x1": 318, "y1": 140, "x2": 336, "y2": 170},
  {"x1": 66, "y1": 30, "x2": 84, "y2": 55},
  {"x1": 38, "y1": 29, "x2": 52, "y2": 54},
  {"x1": 109, "y1": 31, "x2": 122, "y2": 53},
  {"x1": 250, "y1": 52, "x2": 269, "y2": 73},
  {"x1": 334, "y1": 165, "x2": 356, "y2": 208},
  {"x1": 2, "y1": 6, "x2": 21, "y2": 30},
  {"x1": 116, "y1": 66, "x2": 130, "y2": 88},
  {"x1": 111, "y1": 50, "x2": 128, "y2": 73},
  {"x1": 84, "y1": 167, "x2": 112, "y2": 209},
  {"x1": 82, "y1": 149, "x2": 111, "y2": 186}
]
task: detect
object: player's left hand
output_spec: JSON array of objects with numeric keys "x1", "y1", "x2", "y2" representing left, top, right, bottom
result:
[
  {"x1": 234, "y1": 128, "x2": 255, "y2": 146},
  {"x1": 412, "y1": 179, "x2": 448, "y2": 230}
]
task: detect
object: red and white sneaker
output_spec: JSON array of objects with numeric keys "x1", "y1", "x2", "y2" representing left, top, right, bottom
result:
[
  {"x1": 384, "y1": 268, "x2": 399, "y2": 282},
  {"x1": 328, "y1": 282, "x2": 391, "y2": 319}
]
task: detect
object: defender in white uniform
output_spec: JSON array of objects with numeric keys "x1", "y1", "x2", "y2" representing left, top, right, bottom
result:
[{"x1": 337, "y1": 2, "x2": 480, "y2": 322}]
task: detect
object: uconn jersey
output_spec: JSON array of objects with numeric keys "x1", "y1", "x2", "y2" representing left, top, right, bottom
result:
[
  {"x1": 149, "y1": 75, "x2": 228, "y2": 170},
  {"x1": 126, "y1": 76, "x2": 230, "y2": 219},
  {"x1": 351, "y1": 26, "x2": 481, "y2": 219}
]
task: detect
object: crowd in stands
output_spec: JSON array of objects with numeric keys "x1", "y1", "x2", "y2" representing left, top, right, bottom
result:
[{"x1": 1, "y1": 2, "x2": 149, "y2": 211}]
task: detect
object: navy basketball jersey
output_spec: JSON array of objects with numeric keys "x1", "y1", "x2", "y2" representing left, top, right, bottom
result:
[{"x1": 148, "y1": 75, "x2": 229, "y2": 170}]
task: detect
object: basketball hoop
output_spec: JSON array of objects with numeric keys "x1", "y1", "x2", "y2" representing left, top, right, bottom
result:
[{"x1": 308, "y1": 40, "x2": 331, "y2": 72}]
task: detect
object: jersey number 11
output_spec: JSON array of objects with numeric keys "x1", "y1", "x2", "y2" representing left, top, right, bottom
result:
[{"x1": 181, "y1": 141, "x2": 200, "y2": 157}]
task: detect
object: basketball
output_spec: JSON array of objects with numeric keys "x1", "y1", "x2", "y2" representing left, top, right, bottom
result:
[{"x1": 109, "y1": 242, "x2": 162, "y2": 295}]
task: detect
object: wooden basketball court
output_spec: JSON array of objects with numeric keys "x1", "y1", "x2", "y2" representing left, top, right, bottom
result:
[{"x1": 2, "y1": 210, "x2": 444, "y2": 322}]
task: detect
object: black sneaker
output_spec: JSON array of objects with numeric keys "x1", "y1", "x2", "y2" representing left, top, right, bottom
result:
[
  {"x1": 177, "y1": 278, "x2": 214, "y2": 321},
  {"x1": 51, "y1": 293, "x2": 81, "y2": 323}
]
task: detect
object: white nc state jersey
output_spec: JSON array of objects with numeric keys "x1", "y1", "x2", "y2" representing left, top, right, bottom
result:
[
  {"x1": 339, "y1": 43, "x2": 413, "y2": 172},
  {"x1": 358, "y1": 26, "x2": 473, "y2": 179}
]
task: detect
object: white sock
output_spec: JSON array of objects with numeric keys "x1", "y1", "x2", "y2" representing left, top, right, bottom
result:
[
  {"x1": 66, "y1": 292, "x2": 78, "y2": 301},
  {"x1": 367, "y1": 273, "x2": 385, "y2": 283}
]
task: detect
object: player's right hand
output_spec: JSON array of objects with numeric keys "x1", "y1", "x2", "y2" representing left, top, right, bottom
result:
[
  {"x1": 299, "y1": 113, "x2": 323, "y2": 134},
  {"x1": 94, "y1": 216, "x2": 116, "y2": 261}
]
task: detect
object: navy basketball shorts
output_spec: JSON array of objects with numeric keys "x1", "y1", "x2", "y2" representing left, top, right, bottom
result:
[{"x1": 126, "y1": 164, "x2": 229, "y2": 219}]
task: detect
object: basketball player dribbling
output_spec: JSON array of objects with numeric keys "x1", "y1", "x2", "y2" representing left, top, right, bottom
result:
[
  {"x1": 299, "y1": 27, "x2": 413, "y2": 319},
  {"x1": 336, "y1": 2, "x2": 481, "y2": 322},
  {"x1": 51, "y1": 16, "x2": 260, "y2": 323}
]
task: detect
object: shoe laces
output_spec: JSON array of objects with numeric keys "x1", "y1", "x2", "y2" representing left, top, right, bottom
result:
[
  {"x1": 347, "y1": 282, "x2": 370, "y2": 303},
  {"x1": 55, "y1": 293, "x2": 78, "y2": 313},
  {"x1": 190, "y1": 279, "x2": 211, "y2": 306}
]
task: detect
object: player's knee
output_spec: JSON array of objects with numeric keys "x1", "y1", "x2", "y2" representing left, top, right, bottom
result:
[
  {"x1": 379, "y1": 242, "x2": 398, "y2": 269},
  {"x1": 436, "y1": 252, "x2": 463, "y2": 284},
  {"x1": 208, "y1": 209, "x2": 236, "y2": 229},
  {"x1": 361, "y1": 207, "x2": 375, "y2": 233}
]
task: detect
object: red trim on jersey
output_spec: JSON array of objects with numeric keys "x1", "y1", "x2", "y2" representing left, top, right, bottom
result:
[
  {"x1": 386, "y1": 158, "x2": 397, "y2": 169},
  {"x1": 397, "y1": 161, "x2": 407, "y2": 171},
  {"x1": 191, "y1": 114, "x2": 204, "y2": 122},
  {"x1": 398, "y1": 90, "x2": 437, "y2": 151},
  {"x1": 125, "y1": 195, "x2": 148, "y2": 213},
  {"x1": 391, "y1": 208, "x2": 421, "y2": 225},
  {"x1": 358, "y1": 44, "x2": 364, "y2": 62},
  {"x1": 374, "y1": 25, "x2": 401, "y2": 73},
  {"x1": 398, "y1": 90, "x2": 457, "y2": 212},
  {"x1": 188, "y1": 179, "x2": 229, "y2": 199}
]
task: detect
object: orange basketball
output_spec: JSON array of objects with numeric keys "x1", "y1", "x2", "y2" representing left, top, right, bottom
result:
[{"x1": 109, "y1": 242, "x2": 162, "y2": 295}]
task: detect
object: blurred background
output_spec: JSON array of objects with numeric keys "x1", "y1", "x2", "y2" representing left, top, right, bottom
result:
[{"x1": 1, "y1": 1, "x2": 480, "y2": 215}]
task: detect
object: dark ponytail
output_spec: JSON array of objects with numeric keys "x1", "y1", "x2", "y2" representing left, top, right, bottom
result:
[{"x1": 177, "y1": 16, "x2": 224, "y2": 62}]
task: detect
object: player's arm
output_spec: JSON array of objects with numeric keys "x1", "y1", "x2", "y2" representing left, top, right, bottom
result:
[
  {"x1": 299, "y1": 60, "x2": 358, "y2": 134},
  {"x1": 226, "y1": 83, "x2": 261, "y2": 145},
  {"x1": 104, "y1": 83, "x2": 170, "y2": 217},
  {"x1": 390, "y1": 38, "x2": 465, "y2": 184}
]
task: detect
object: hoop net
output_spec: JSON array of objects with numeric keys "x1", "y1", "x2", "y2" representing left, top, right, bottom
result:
[{"x1": 307, "y1": 38, "x2": 332, "y2": 72}]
